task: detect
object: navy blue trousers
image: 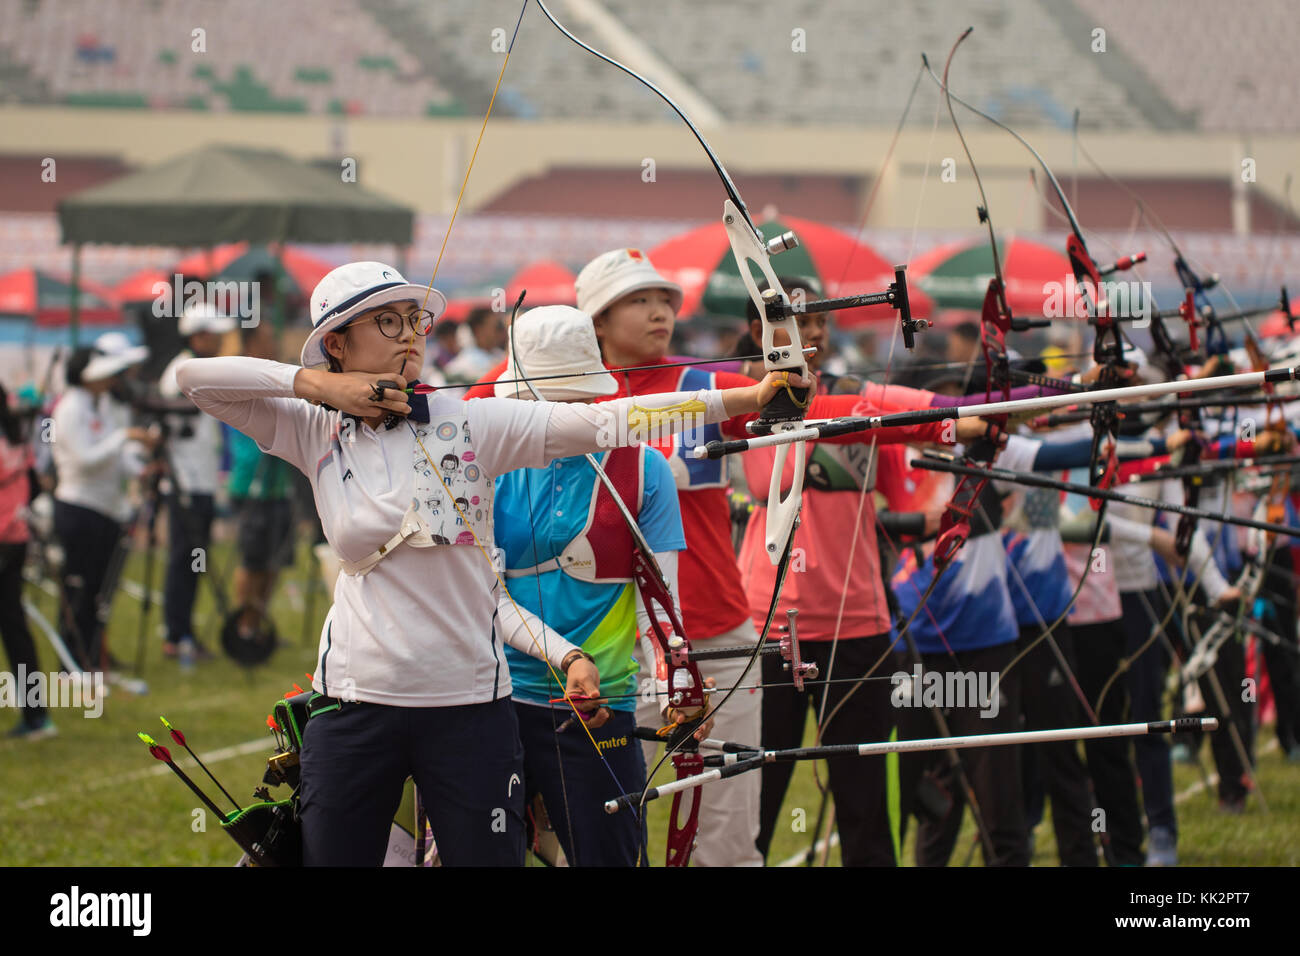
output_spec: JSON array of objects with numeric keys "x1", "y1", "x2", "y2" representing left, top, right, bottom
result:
[
  {"x1": 515, "y1": 702, "x2": 646, "y2": 866},
  {"x1": 52, "y1": 500, "x2": 120, "y2": 668},
  {"x1": 1122, "y1": 589, "x2": 1176, "y2": 833},
  {"x1": 164, "y1": 492, "x2": 214, "y2": 645},
  {"x1": 300, "y1": 696, "x2": 526, "y2": 866}
]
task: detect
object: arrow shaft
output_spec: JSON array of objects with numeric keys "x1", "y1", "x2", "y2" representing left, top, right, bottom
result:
[
  {"x1": 157, "y1": 756, "x2": 229, "y2": 820},
  {"x1": 419, "y1": 351, "x2": 816, "y2": 393},
  {"x1": 696, "y1": 365, "x2": 1300, "y2": 459},
  {"x1": 912, "y1": 455, "x2": 1300, "y2": 537},
  {"x1": 1125, "y1": 453, "x2": 1300, "y2": 483},
  {"x1": 181, "y1": 747, "x2": 242, "y2": 812},
  {"x1": 1038, "y1": 390, "x2": 1289, "y2": 425}
]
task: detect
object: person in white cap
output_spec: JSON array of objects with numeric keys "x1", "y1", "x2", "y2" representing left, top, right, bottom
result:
[
  {"x1": 493, "y1": 305, "x2": 714, "y2": 865},
  {"x1": 564, "y1": 247, "x2": 972, "y2": 867},
  {"x1": 157, "y1": 303, "x2": 237, "y2": 664},
  {"x1": 176, "y1": 260, "x2": 799, "y2": 866},
  {"x1": 51, "y1": 332, "x2": 155, "y2": 670}
]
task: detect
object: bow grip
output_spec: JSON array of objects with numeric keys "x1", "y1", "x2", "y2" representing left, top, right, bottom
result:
[
  {"x1": 933, "y1": 521, "x2": 970, "y2": 569},
  {"x1": 665, "y1": 751, "x2": 705, "y2": 867},
  {"x1": 752, "y1": 381, "x2": 812, "y2": 433},
  {"x1": 1174, "y1": 513, "x2": 1195, "y2": 558}
]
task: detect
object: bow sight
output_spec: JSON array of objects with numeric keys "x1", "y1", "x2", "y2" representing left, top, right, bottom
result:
[{"x1": 758, "y1": 264, "x2": 931, "y2": 352}]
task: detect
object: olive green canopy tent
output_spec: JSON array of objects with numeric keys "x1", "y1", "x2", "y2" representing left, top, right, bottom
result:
[{"x1": 56, "y1": 145, "x2": 414, "y2": 341}]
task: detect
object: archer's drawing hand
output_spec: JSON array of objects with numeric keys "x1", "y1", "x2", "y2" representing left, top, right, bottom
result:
[{"x1": 297, "y1": 369, "x2": 412, "y2": 419}]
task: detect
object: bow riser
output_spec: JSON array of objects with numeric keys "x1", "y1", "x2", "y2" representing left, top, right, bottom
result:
[
  {"x1": 631, "y1": 552, "x2": 706, "y2": 714},
  {"x1": 721, "y1": 199, "x2": 810, "y2": 563},
  {"x1": 664, "y1": 753, "x2": 704, "y2": 867}
]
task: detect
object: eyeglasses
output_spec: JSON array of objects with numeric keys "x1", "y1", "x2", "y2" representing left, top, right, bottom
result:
[{"x1": 350, "y1": 309, "x2": 435, "y2": 339}]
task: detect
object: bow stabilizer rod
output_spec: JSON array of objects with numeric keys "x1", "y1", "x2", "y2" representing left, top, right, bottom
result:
[
  {"x1": 693, "y1": 363, "x2": 1300, "y2": 459},
  {"x1": 605, "y1": 718, "x2": 1219, "y2": 813},
  {"x1": 912, "y1": 454, "x2": 1300, "y2": 538}
]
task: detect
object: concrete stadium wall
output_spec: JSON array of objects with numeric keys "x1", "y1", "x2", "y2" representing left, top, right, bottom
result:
[{"x1": 2, "y1": 105, "x2": 1298, "y2": 232}]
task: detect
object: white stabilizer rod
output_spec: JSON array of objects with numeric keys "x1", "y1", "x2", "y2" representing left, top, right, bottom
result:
[
  {"x1": 606, "y1": 718, "x2": 1219, "y2": 812},
  {"x1": 694, "y1": 366, "x2": 1300, "y2": 458}
]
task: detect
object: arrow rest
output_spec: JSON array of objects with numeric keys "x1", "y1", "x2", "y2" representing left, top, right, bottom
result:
[{"x1": 777, "y1": 608, "x2": 818, "y2": 691}]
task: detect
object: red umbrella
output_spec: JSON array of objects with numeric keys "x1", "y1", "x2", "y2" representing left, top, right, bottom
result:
[
  {"x1": 505, "y1": 260, "x2": 576, "y2": 308},
  {"x1": 1256, "y1": 309, "x2": 1297, "y2": 338},
  {"x1": 440, "y1": 261, "x2": 576, "y2": 324},
  {"x1": 114, "y1": 268, "x2": 173, "y2": 304},
  {"x1": 0, "y1": 268, "x2": 120, "y2": 325},
  {"x1": 172, "y1": 243, "x2": 247, "y2": 277},
  {"x1": 648, "y1": 213, "x2": 933, "y2": 327},
  {"x1": 441, "y1": 295, "x2": 493, "y2": 324},
  {"x1": 910, "y1": 235, "x2": 1082, "y2": 317},
  {"x1": 172, "y1": 243, "x2": 335, "y2": 297}
]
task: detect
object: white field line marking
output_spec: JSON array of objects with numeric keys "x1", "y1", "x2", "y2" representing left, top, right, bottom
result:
[
  {"x1": 9, "y1": 737, "x2": 271, "y2": 812},
  {"x1": 1172, "y1": 737, "x2": 1277, "y2": 804},
  {"x1": 776, "y1": 831, "x2": 840, "y2": 868}
]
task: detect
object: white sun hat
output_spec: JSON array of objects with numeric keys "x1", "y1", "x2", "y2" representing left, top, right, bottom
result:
[
  {"x1": 300, "y1": 261, "x2": 446, "y2": 368},
  {"x1": 574, "y1": 248, "x2": 683, "y2": 319},
  {"x1": 179, "y1": 301, "x2": 238, "y2": 336},
  {"x1": 494, "y1": 306, "x2": 618, "y2": 401},
  {"x1": 82, "y1": 331, "x2": 149, "y2": 382}
]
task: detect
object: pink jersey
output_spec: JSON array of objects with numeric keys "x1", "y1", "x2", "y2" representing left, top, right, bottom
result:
[
  {"x1": 0, "y1": 440, "x2": 31, "y2": 544},
  {"x1": 737, "y1": 383, "x2": 944, "y2": 642}
]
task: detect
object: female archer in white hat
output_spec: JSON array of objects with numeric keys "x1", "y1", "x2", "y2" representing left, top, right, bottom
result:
[
  {"x1": 560, "y1": 248, "x2": 974, "y2": 867},
  {"x1": 176, "y1": 261, "x2": 800, "y2": 866},
  {"x1": 52, "y1": 332, "x2": 155, "y2": 671},
  {"x1": 493, "y1": 305, "x2": 715, "y2": 866}
]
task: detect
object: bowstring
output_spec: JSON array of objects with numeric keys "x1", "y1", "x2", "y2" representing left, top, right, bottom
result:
[
  {"x1": 394, "y1": 0, "x2": 638, "y2": 859},
  {"x1": 406, "y1": 428, "x2": 627, "y2": 789},
  {"x1": 1025, "y1": 153, "x2": 1246, "y2": 714},
  {"x1": 809, "y1": 58, "x2": 939, "y2": 790}
]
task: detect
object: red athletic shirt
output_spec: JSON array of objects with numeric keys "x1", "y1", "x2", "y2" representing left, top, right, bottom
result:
[
  {"x1": 605, "y1": 366, "x2": 944, "y2": 638},
  {"x1": 466, "y1": 357, "x2": 945, "y2": 639}
]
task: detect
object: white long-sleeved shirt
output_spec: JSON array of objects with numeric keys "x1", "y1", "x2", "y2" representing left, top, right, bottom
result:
[
  {"x1": 51, "y1": 386, "x2": 145, "y2": 523},
  {"x1": 1106, "y1": 480, "x2": 1231, "y2": 603},
  {"x1": 159, "y1": 349, "x2": 225, "y2": 495},
  {"x1": 177, "y1": 356, "x2": 729, "y2": 707}
]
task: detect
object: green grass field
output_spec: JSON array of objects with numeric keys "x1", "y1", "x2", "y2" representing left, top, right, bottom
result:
[{"x1": 2, "y1": 539, "x2": 1297, "y2": 866}]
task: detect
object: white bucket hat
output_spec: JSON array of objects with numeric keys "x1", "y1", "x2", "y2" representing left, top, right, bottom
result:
[
  {"x1": 495, "y1": 306, "x2": 618, "y2": 401},
  {"x1": 179, "y1": 301, "x2": 238, "y2": 336},
  {"x1": 575, "y1": 248, "x2": 683, "y2": 319},
  {"x1": 82, "y1": 331, "x2": 149, "y2": 383},
  {"x1": 300, "y1": 261, "x2": 446, "y2": 368}
]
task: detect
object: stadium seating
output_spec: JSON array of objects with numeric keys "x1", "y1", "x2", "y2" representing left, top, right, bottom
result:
[
  {"x1": 0, "y1": 0, "x2": 457, "y2": 116},
  {"x1": 1075, "y1": 0, "x2": 1300, "y2": 132},
  {"x1": 1, "y1": 0, "x2": 1294, "y2": 131}
]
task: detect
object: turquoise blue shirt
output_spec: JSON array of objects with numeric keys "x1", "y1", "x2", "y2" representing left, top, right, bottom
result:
[{"x1": 496, "y1": 449, "x2": 685, "y2": 709}]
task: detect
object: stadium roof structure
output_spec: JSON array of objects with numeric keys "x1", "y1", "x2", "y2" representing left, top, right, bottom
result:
[{"x1": 57, "y1": 145, "x2": 413, "y2": 247}]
